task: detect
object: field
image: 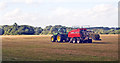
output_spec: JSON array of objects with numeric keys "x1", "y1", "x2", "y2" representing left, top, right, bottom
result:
[{"x1": 1, "y1": 35, "x2": 119, "y2": 61}]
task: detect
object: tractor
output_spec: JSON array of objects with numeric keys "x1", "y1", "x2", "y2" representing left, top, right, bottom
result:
[
  {"x1": 51, "y1": 28, "x2": 101, "y2": 43},
  {"x1": 51, "y1": 27, "x2": 69, "y2": 42}
]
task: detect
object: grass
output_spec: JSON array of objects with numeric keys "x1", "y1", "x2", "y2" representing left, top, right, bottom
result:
[{"x1": 2, "y1": 35, "x2": 119, "y2": 61}]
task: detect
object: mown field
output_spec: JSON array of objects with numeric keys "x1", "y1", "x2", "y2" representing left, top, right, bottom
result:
[{"x1": 1, "y1": 35, "x2": 119, "y2": 61}]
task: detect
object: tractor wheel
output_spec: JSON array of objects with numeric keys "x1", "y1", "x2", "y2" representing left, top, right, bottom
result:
[
  {"x1": 91, "y1": 33, "x2": 100, "y2": 40},
  {"x1": 83, "y1": 40, "x2": 88, "y2": 43},
  {"x1": 77, "y1": 38, "x2": 82, "y2": 43},
  {"x1": 51, "y1": 36, "x2": 56, "y2": 42},
  {"x1": 65, "y1": 37, "x2": 70, "y2": 42},
  {"x1": 73, "y1": 38, "x2": 77, "y2": 43},
  {"x1": 88, "y1": 39, "x2": 92, "y2": 43},
  {"x1": 57, "y1": 34, "x2": 63, "y2": 42}
]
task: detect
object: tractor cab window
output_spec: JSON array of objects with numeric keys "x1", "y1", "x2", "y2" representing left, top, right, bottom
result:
[{"x1": 58, "y1": 28, "x2": 66, "y2": 34}]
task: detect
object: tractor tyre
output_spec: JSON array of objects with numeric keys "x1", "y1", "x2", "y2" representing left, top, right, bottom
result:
[
  {"x1": 83, "y1": 40, "x2": 88, "y2": 43},
  {"x1": 73, "y1": 38, "x2": 77, "y2": 43},
  {"x1": 65, "y1": 37, "x2": 70, "y2": 42},
  {"x1": 57, "y1": 34, "x2": 63, "y2": 42},
  {"x1": 51, "y1": 36, "x2": 56, "y2": 42},
  {"x1": 88, "y1": 39, "x2": 92, "y2": 43},
  {"x1": 91, "y1": 33, "x2": 100, "y2": 40},
  {"x1": 77, "y1": 38, "x2": 82, "y2": 43}
]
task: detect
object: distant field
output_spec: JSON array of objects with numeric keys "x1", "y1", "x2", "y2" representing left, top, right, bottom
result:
[{"x1": 1, "y1": 34, "x2": 119, "y2": 61}]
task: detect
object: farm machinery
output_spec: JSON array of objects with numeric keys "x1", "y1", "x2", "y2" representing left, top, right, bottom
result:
[{"x1": 51, "y1": 27, "x2": 101, "y2": 43}]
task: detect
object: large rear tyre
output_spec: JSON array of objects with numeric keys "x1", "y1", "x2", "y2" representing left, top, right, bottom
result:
[
  {"x1": 73, "y1": 38, "x2": 77, "y2": 43},
  {"x1": 51, "y1": 36, "x2": 56, "y2": 42},
  {"x1": 77, "y1": 38, "x2": 82, "y2": 43},
  {"x1": 83, "y1": 40, "x2": 87, "y2": 43},
  {"x1": 88, "y1": 39, "x2": 92, "y2": 43},
  {"x1": 91, "y1": 34, "x2": 100, "y2": 40},
  {"x1": 57, "y1": 34, "x2": 63, "y2": 42}
]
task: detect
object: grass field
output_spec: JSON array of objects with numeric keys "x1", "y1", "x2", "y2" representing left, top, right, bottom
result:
[{"x1": 1, "y1": 35, "x2": 119, "y2": 61}]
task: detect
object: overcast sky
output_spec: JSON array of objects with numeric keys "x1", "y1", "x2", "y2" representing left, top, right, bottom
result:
[{"x1": 0, "y1": 0, "x2": 118, "y2": 28}]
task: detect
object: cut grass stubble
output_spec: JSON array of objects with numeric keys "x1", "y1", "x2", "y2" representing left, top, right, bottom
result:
[{"x1": 2, "y1": 35, "x2": 119, "y2": 61}]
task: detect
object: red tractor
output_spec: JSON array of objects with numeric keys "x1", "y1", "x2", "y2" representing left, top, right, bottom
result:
[{"x1": 51, "y1": 28, "x2": 101, "y2": 43}]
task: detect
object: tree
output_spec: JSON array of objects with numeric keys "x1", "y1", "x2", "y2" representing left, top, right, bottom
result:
[{"x1": 34, "y1": 27, "x2": 43, "y2": 35}]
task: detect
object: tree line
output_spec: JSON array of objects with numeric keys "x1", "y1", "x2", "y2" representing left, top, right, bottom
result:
[{"x1": 0, "y1": 23, "x2": 120, "y2": 35}]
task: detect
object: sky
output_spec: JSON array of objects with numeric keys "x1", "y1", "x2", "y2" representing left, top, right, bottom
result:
[{"x1": 0, "y1": 0, "x2": 119, "y2": 28}]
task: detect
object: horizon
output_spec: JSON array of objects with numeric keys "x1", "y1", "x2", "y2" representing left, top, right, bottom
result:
[
  {"x1": 0, "y1": 23, "x2": 119, "y2": 28},
  {"x1": 0, "y1": 0, "x2": 118, "y2": 28}
]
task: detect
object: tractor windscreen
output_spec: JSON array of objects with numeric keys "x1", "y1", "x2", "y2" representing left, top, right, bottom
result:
[{"x1": 58, "y1": 28, "x2": 66, "y2": 34}]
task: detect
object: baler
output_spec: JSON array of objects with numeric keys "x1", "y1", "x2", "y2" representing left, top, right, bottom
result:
[{"x1": 51, "y1": 28, "x2": 101, "y2": 43}]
